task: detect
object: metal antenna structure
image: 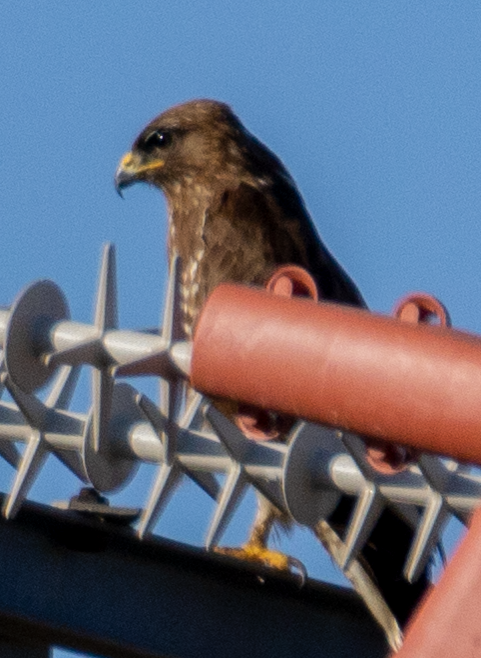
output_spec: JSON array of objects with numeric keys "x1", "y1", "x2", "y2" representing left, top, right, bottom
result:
[{"x1": 0, "y1": 244, "x2": 479, "y2": 612}]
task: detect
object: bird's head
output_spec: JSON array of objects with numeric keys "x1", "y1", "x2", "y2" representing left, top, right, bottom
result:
[{"x1": 114, "y1": 99, "x2": 250, "y2": 197}]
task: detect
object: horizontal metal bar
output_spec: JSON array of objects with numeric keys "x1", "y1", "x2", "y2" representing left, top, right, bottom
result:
[{"x1": 0, "y1": 496, "x2": 388, "y2": 658}]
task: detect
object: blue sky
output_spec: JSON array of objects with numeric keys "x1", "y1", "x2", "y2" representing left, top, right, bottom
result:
[{"x1": 2, "y1": 3, "x2": 481, "y2": 656}]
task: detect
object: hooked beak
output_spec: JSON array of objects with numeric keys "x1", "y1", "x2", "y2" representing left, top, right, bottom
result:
[
  {"x1": 114, "y1": 151, "x2": 166, "y2": 198},
  {"x1": 114, "y1": 152, "x2": 139, "y2": 198}
]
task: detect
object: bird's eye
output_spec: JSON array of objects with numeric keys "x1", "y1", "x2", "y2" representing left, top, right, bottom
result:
[{"x1": 142, "y1": 130, "x2": 173, "y2": 152}]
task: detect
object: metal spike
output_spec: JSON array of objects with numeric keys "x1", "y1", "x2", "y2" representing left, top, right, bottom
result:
[
  {"x1": 95, "y1": 243, "x2": 118, "y2": 332},
  {"x1": 45, "y1": 365, "x2": 80, "y2": 410},
  {"x1": 53, "y1": 449, "x2": 88, "y2": 483},
  {"x1": 0, "y1": 353, "x2": 21, "y2": 467},
  {"x1": 137, "y1": 393, "x2": 169, "y2": 440},
  {"x1": 205, "y1": 405, "x2": 250, "y2": 463},
  {"x1": 137, "y1": 392, "x2": 219, "y2": 499},
  {"x1": 161, "y1": 252, "x2": 182, "y2": 344},
  {"x1": 252, "y1": 478, "x2": 287, "y2": 513},
  {"x1": 0, "y1": 351, "x2": 6, "y2": 399},
  {"x1": 159, "y1": 253, "x2": 184, "y2": 443},
  {"x1": 186, "y1": 471, "x2": 220, "y2": 500},
  {"x1": 205, "y1": 464, "x2": 246, "y2": 549},
  {"x1": 159, "y1": 378, "x2": 173, "y2": 453},
  {"x1": 45, "y1": 340, "x2": 101, "y2": 369},
  {"x1": 3, "y1": 431, "x2": 47, "y2": 519},
  {"x1": 91, "y1": 367, "x2": 114, "y2": 453},
  {"x1": 5, "y1": 378, "x2": 46, "y2": 428},
  {"x1": 91, "y1": 243, "x2": 117, "y2": 453},
  {"x1": 404, "y1": 492, "x2": 449, "y2": 582},
  {"x1": 137, "y1": 390, "x2": 173, "y2": 473},
  {"x1": 137, "y1": 462, "x2": 182, "y2": 538},
  {"x1": 341, "y1": 483, "x2": 384, "y2": 568},
  {"x1": 179, "y1": 391, "x2": 205, "y2": 430}
]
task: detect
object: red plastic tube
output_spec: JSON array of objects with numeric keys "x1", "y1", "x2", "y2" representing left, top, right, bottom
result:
[{"x1": 191, "y1": 283, "x2": 481, "y2": 465}]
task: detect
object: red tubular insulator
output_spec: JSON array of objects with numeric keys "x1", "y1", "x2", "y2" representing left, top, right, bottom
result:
[
  {"x1": 234, "y1": 264, "x2": 319, "y2": 441},
  {"x1": 191, "y1": 283, "x2": 481, "y2": 466},
  {"x1": 365, "y1": 292, "x2": 450, "y2": 473}
]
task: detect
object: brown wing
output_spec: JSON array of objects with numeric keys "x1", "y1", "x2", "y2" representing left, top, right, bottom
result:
[{"x1": 198, "y1": 179, "x2": 366, "y2": 310}]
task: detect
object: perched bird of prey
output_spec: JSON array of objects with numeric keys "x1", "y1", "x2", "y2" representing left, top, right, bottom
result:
[
  {"x1": 115, "y1": 99, "x2": 428, "y2": 641},
  {"x1": 115, "y1": 100, "x2": 364, "y2": 335}
]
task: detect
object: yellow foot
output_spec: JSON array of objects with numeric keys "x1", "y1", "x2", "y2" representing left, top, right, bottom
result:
[{"x1": 214, "y1": 542, "x2": 307, "y2": 583}]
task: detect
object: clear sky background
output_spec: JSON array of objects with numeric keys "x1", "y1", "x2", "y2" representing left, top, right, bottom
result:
[{"x1": 2, "y1": 3, "x2": 481, "y2": 656}]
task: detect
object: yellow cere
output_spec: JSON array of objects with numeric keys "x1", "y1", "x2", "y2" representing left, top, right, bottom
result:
[
  {"x1": 120, "y1": 152, "x2": 134, "y2": 168},
  {"x1": 120, "y1": 151, "x2": 165, "y2": 174}
]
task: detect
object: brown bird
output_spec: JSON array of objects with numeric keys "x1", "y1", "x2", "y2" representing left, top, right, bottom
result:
[
  {"x1": 115, "y1": 99, "x2": 428, "y2": 642},
  {"x1": 114, "y1": 100, "x2": 364, "y2": 334}
]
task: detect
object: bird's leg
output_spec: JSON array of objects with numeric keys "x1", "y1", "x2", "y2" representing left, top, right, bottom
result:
[{"x1": 214, "y1": 498, "x2": 306, "y2": 580}]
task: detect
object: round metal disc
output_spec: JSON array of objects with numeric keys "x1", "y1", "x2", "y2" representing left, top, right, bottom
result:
[
  {"x1": 83, "y1": 383, "x2": 141, "y2": 492},
  {"x1": 5, "y1": 280, "x2": 69, "y2": 393},
  {"x1": 283, "y1": 422, "x2": 341, "y2": 526}
]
